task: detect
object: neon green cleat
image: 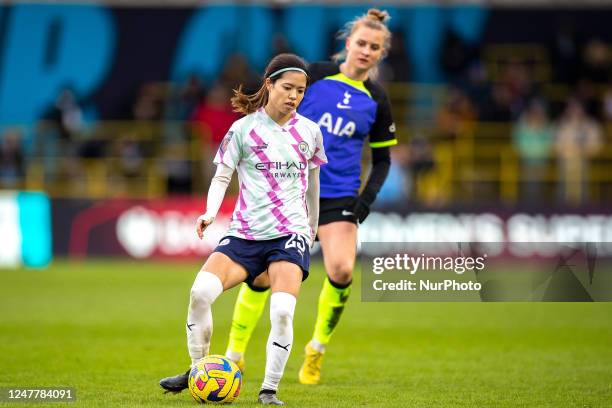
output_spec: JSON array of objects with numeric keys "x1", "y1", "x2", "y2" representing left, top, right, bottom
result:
[{"x1": 298, "y1": 343, "x2": 324, "y2": 385}]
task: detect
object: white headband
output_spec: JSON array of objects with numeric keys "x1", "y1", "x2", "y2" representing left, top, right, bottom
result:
[{"x1": 268, "y1": 67, "x2": 308, "y2": 78}]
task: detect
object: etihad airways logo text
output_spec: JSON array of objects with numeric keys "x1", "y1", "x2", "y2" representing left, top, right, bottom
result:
[{"x1": 255, "y1": 161, "x2": 307, "y2": 171}]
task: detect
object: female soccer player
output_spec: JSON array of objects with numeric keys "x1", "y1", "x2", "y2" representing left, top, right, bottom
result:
[
  {"x1": 225, "y1": 9, "x2": 397, "y2": 385},
  {"x1": 159, "y1": 53, "x2": 327, "y2": 406}
]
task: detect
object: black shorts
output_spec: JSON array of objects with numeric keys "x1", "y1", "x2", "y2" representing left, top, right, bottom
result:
[
  {"x1": 319, "y1": 196, "x2": 358, "y2": 226},
  {"x1": 213, "y1": 234, "x2": 310, "y2": 284}
]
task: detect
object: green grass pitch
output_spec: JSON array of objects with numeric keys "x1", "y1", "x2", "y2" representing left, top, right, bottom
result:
[{"x1": 1, "y1": 259, "x2": 611, "y2": 407}]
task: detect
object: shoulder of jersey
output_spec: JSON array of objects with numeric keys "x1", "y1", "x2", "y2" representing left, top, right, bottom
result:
[
  {"x1": 308, "y1": 61, "x2": 340, "y2": 82},
  {"x1": 233, "y1": 112, "x2": 257, "y2": 130},
  {"x1": 364, "y1": 78, "x2": 389, "y2": 102},
  {"x1": 295, "y1": 112, "x2": 320, "y2": 131}
]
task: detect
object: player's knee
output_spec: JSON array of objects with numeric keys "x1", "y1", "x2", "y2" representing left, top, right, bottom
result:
[
  {"x1": 190, "y1": 285, "x2": 215, "y2": 307},
  {"x1": 328, "y1": 261, "x2": 354, "y2": 284},
  {"x1": 190, "y1": 272, "x2": 223, "y2": 307}
]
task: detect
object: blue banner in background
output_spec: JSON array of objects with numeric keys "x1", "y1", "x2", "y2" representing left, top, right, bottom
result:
[
  {"x1": 0, "y1": 3, "x2": 488, "y2": 127},
  {"x1": 1, "y1": 3, "x2": 611, "y2": 130},
  {"x1": 0, "y1": 4, "x2": 116, "y2": 127}
]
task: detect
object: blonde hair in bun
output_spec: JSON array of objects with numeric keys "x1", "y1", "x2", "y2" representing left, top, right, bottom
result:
[
  {"x1": 332, "y1": 8, "x2": 392, "y2": 63},
  {"x1": 366, "y1": 8, "x2": 390, "y2": 24}
]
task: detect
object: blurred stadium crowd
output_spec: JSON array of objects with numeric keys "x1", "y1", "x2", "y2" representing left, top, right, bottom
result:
[{"x1": 1, "y1": 7, "x2": 611, "y2": 209}]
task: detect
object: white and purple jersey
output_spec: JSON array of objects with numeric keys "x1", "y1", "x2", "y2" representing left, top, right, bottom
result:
[{"x1": 213, "y1": 108, "x2": 327, "y2": 244}]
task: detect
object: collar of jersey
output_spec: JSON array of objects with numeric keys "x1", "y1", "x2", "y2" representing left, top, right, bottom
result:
[
  {"x1": 257, "y1": 108, "x2": 297, "y2": 131},
  {"x1": 324, "y1": 72, "x2": 372, "y2": 98}
]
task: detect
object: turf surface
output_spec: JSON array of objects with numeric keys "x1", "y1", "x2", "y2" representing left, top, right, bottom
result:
[{"x1": 1, "y1": 259, "x2": 611, "y2": 407}]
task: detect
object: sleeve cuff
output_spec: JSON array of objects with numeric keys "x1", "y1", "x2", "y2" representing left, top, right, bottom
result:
[{"x1": 369, "y1": 139, "x2": 398, "y2": 148}]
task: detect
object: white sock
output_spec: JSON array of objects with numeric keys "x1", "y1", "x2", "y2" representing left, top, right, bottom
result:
[
  {"x1": 310, "y1": 339, "x2": 326, "y2": 353},
  {"x1": 187, "y1": 271, "x2": 223, "y2": 366},
  {"x1": 225, "y1": 350, "x2": 243, "y2": 363},
  {"x1": 261, "y1": 292, "x2": 296, "y2": 391}
]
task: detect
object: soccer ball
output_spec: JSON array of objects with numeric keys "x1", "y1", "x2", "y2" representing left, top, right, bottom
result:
[{"x1": 188, "y1": 355, "x2": 242, "y2": 404}]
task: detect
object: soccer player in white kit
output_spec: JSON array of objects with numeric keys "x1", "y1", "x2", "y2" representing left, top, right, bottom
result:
[
  {"x1": 160, "y1": 53, "x2": 327, "y2": 405},
  {"x1": 224, "y1": 9, "x2": 397, "y2": 386}
]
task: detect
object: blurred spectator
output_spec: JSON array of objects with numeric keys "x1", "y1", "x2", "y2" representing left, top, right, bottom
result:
[
  {"x1": 219, "y1": 53, "x2": 259, "y2": 94},
  {"x1": 439, "y1": 28, "x2": 475, "y2": 80},
  {"x1": 272, "y1": 33, "x2": 293, "y2": 56},
  {"x1": 480, "y1": 60, "x2": 535, "y2": 122},
  {"x1": 116, "y1": 138, "x2": 145, "y2": 179},
  {"x1": 161, "y1": 75, "x2": 206, "y2": 193},
  {"x1": 551, "y1": 21, "x2": 582, "y2": 84},
  {"x1": 512, "y1": 99, "x2": 554, "y2": 204},
  {"x1": 502, "y1": 60, "x2": 534, "y2": 114},
  {"x1": 574, "y1": 79, "x2": 601, "y2": 119},
  {"x1": 462, "y1": 61, "x2": 490, "y2": 113},
  {"x1": 480, "y1": 83, "x2": 513, "y2": 122},
  {"x1": 133, "y1": 83, "x2": 166, "y2": 121},
  {"x1": 579, "y1": 39, "x2": 611, "y2": 84},
  {"x1": 408, "y1": 134, "x2": 435, "y2": 176},
  {"x1": 189, "y1": 82, "x2": 240, "y2": 185},
  {"x1": 165, "y1": 152, "x2": 192, "y2": 194},
  {"x1": 190, "y1": 82, "x2": 240, "y2": 148},
  {"x1": 0, "y1": 129, "x2": 24, "y2": 187},
  {"x1": 170, "y1": 74, "x2": 206, "y2": 121},
  {"x1": 44, "y1": 86, "x2": 85, "y2": 143},
  {"x1": 407, "y1": 134, "x2": 436, "y2": 205},
  {"x1": 435, "y1": 86, "x2": 477, "y2": 141},
  {"x1": 36, "y1": 86, "x2": 85, "y2": 181},
  {"x1": 379, "y1": 33, "x2": 410, "y2": 82},
  {"x1": 39, "y1": 86, "x2": 85, "y2": 168},
  {"x1": 554, "y1": 99, "x2": 602, "y2": 205}
]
